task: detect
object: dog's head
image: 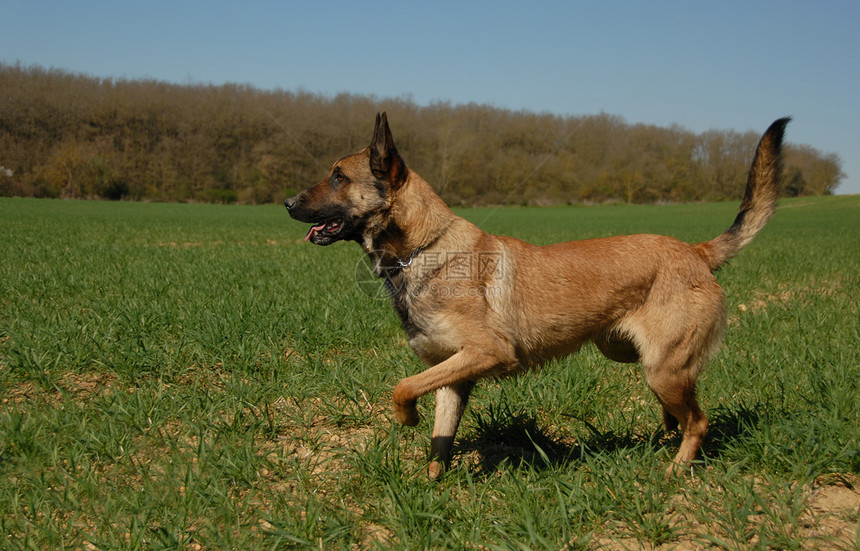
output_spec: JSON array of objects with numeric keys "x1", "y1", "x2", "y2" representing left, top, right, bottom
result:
[{"x1": 284, "y1": 112, "x2": 407, "y2": 245}]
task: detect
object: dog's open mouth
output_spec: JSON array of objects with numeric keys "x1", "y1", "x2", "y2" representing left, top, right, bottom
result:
[{"x1": 305, "y1": 218, "x2": 344, "y2": 243}]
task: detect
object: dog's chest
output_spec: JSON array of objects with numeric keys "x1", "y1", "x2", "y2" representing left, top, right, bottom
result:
[
  {"x1": 386, "y1": 277, "x2": 459, "y2": 363},
  {"x1": 406, "y1": 319, "x2": 460, "y2": 365}
]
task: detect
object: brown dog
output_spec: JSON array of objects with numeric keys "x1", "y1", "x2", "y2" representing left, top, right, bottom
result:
[{"x1": 285, "y1": 113, "x2": 789, "y2": 477}]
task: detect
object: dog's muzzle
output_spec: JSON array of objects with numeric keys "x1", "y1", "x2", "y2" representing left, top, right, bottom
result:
[{"x1": 284, "y1": 194, "x2": 348, "y2": 245}]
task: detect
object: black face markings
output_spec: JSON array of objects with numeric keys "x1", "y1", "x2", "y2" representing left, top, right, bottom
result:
[{"x1": 372, "y1": 178, "x2": 389, "y2": 199}]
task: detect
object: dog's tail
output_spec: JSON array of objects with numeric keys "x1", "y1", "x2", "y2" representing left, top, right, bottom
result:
[{"x1": 695, "y1": 117, "x2": 790, "y2": 272}]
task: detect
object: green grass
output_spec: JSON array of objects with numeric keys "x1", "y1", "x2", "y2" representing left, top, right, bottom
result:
[{"x1": 1, "y1": 196, "x2": 858, "y2": 550}]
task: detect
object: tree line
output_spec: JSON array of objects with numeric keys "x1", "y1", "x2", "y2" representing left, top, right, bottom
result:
[{"x1": 0, "y1": 63, "x2": 844, "y2": 205}]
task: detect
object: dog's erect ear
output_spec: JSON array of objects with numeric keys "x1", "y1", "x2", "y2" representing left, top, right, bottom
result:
[{"x1": 369, "y1": 112, "x2": 407, "y2": 188}]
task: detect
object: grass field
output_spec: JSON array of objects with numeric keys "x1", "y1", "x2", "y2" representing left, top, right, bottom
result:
[{"x1": 1, "y1": 195, "x2": 858, "y2": 550}]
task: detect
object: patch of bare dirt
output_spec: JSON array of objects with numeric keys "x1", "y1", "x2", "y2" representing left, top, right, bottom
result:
[
  {"x1": 805, "y1": 474, "x2": 860, "y2": 547},
  {"x1": 589, "y1": 474, "x2": 859, "y2": 550},
  {"x1": 2, "y1": 370, "x2": 122, "y2": 406}
]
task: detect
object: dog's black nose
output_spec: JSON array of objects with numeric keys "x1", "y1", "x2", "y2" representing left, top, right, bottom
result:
[{"x1": 284, "y1": 196, "x2": 297, "y2": 211}]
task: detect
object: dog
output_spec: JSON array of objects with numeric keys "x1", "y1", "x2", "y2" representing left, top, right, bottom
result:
[{"x1": 285, "y1": 113, "x2": 789, "y2": 477}]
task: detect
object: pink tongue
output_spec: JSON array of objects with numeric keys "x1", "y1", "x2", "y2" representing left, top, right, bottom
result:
[{"x1": 305, "y1": 223, "x2": 327, "y2": 241}]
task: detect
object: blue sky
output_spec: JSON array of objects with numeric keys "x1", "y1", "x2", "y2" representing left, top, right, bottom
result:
[{"x1": 3, "y1": 1, "x2": 858, "y2": 194}]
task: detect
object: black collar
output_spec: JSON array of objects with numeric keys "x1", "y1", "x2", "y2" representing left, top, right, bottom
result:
[
  {"x1": 385, "y1": 246, "x2": 423, "y2": 278},
  {"x1": 382, "y1": 247, "x2": 422, "y2": 297}
]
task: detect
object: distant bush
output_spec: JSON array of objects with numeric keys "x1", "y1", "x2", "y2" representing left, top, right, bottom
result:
[
  {"x1": 0, "y1": 63, "x2": 844, "y2": 205},
  {"x1": 201, "y1": 188, "x2": 238, "y2": 204}
]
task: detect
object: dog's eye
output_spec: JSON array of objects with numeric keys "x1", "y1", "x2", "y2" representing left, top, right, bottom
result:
[{"x1": 332, "y1": 171, "x2": 345, "y2": 184}]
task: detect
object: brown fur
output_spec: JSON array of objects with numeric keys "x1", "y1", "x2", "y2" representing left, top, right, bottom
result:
[{"x1": 285, "y1": 113, "x2": 790, "y2": 477}]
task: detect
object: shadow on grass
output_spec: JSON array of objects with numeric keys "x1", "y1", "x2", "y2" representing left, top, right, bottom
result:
[
  {"x1": 453, "y1": 401, "x2": 764, "y2": 475},
  {"x1": 700, "y1": 401, "x2": 765, "y2": 457}
]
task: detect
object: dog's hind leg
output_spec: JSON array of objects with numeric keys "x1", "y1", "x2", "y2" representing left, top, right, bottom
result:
[
  {"x1": 641, "y1": 329, "x2": 713, "y2": 476},
  {"x1": 636, "y1": 278, "x2": 725, "y2": 475},
  {"x1": 649, "y1": 374, "x2": 708, "y2": 476},
  {"x1": 427, "y1": 381, "x2": 475, "y2": 479}
]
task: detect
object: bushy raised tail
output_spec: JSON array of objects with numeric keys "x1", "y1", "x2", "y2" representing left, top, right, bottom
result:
[{"x1": 695, "y1": 117, "x2": 790, "y2": 271}]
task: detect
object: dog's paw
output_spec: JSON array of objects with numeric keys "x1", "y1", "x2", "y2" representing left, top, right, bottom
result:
[
  {"x1": 393, "y1": 383, "x2": 420, "y2": 426},
  {"x1": 665, "y1": 461, "x2": 695, "y2": 479},
  {"x1": 426, "y1": 460, "x2": 444, "y2": 480},
  {"x1": 394, "y1": 402, "x2": 420, "y2": 426}
]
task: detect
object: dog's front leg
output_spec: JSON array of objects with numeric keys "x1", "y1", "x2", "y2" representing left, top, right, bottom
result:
[
  {"x1": 394, "y1": 347, "x2": 508, "y2": 477},
  {"x1": 393, "y1": 347, "x2": 512, "y2": 426},
  {"x1": 427, "y1": 381, "x2": 475, "y2": 479}
]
